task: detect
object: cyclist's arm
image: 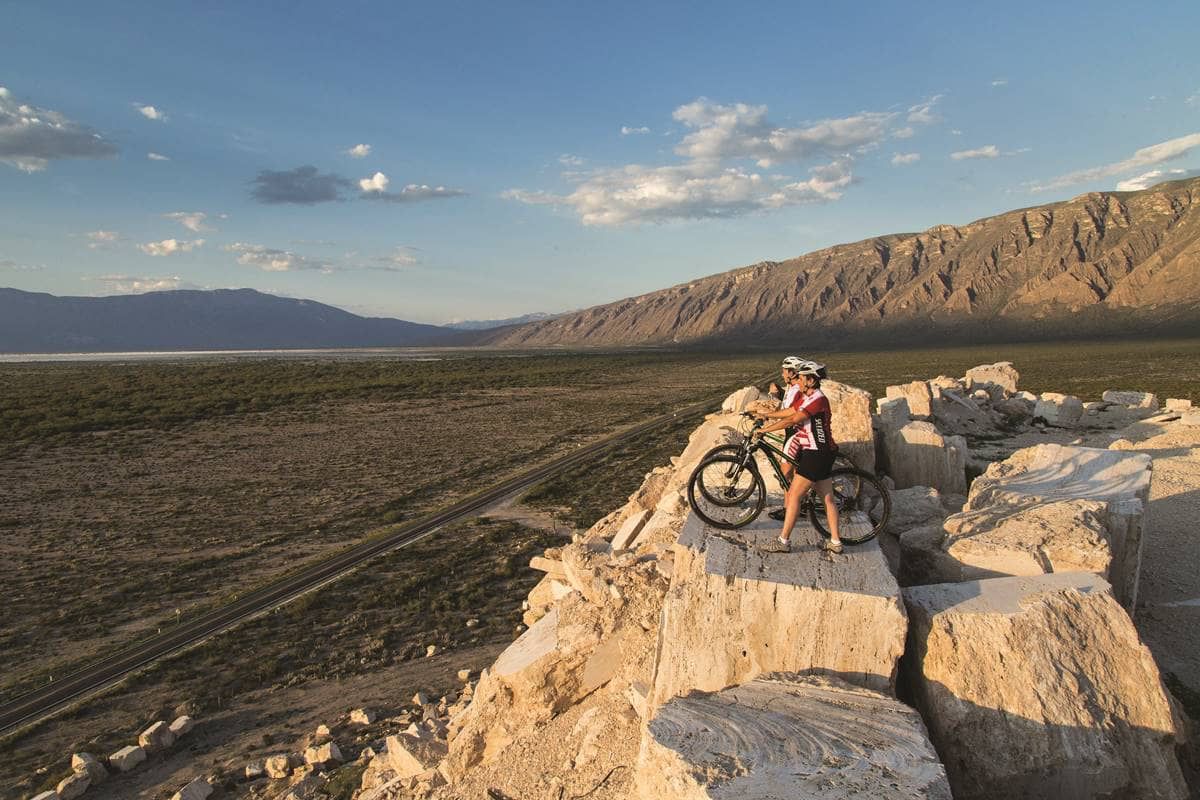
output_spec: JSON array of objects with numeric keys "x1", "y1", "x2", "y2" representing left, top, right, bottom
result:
[{"x1": 758, "y1": 409, "x2": 809, "y2": 436}]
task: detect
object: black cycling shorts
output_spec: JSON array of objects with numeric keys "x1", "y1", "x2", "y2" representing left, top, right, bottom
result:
[{"x1": 794, "y1": 449, "x2": 837, "y2": 482}]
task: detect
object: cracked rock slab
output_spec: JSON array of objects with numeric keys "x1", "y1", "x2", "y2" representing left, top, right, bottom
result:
[
  {"x1": 902, "y1": 573, "x2": 1187, "y2": 800},
  {"x1": 636, "y1": 674, "x2": 951, "y2": 799}
]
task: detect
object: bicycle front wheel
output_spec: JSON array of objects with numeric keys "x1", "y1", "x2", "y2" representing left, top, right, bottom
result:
[
  {"x1": 808, "y1": 467, "x2": 891, "y2": 544},
  {"x1": 687, "y1": 454, "x2": 766, "y2": 530}
]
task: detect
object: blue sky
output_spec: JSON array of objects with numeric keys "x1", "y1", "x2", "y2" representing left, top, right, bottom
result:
[{"x1": 2, "y1": 1, "x2": 1198, "y2": 323}]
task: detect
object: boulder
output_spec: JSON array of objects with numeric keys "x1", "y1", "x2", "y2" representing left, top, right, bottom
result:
[
  {"x1": 109, "y1": 745, "x2": 146, "y2": 772},
  {"x1": 1103, "y1": 390, "x2": 1160, "y2": 411},
  {"x1": 170, "y1": 777, "x2": 212, "y2": 800},
  {"x1": 886, "y1": 380, "x2": 933, "y2": 419},
  {"x1": 303, "y1": 741, "x2": 342, "y2": 766},
  {"x1": 964, "y1": 361, "x2": 1019, "y2": 396},
  {"x1": 927, "y1": 375, "x2": 962, "y2": 400},
  {"x1": 610, "y1": 508, "x2": 650, "y2": 550},
  {"x1": 822, "y1": 379, "x2": 876, "y2": 473},
  {"x1": 264, "y1": 754, "x2": 294, "y2": 779},
  {"x1": 246, "y1": 760, "x2": 265, "y2": 780},
  {"x1": 874, "y1": 395, "x2": 911, "y2": 431},
  {"x1": 168, "y1": 715, "x2": 195, "y2": 737},
  {"x1": 1033, "y1": 392, "x2": 1083, "y2": 427},
  {"x1": 966, "y1": 443, "x2": 1152, "y2": 609},
  {"x1": 649, "y1": 514, "x2": 907, "y2": 709},
  {"x1": 903, "y1": 573, "x2": 1187, "y2": 800},
  {"x1": 386, "y1": 729, "x2": 448, "y2": 779},
  {"x1": 884, "y1": 485, "x2": 947, "y2": 535},
  {"x1": 721, "y1": 386, "x2": 766, "y2": 413},
  {"x1": 70, "y1": 753, "x2": 107, "y2": 785},
  {"x1": 636, "y1": 674, "x2": 951, "y2": 799},
  {"x1": 55, "y1": 772, "x2": 89, "y2": 800},
  {"x1": 895, "y1": 523, "x2": 961, "y2": 587},
  {"x1": 138, "y1": 720, "x2": 175, "y2": 751},
  {"x1": 943, "y1": 497, "x2": 1113, "y2": 582},
  {"x1": 349, "y1": 708, "x2": 376, "y2": 725},
  {"x1": 1165, "y1": 398, "x2": 1192, "y2": 413},
  {"x1": 879, "y1": 421, "x2": 968, "y2": 495}
]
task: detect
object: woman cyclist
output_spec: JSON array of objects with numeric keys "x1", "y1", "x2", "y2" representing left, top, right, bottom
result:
[{"x1": 752, "y1": 360, "x2": 843, "y2": 554}]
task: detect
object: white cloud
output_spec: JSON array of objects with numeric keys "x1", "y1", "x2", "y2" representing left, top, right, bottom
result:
[
  {"x1": 359, "y1": 171, "x2": 390, "y2": 192},
  {"x1": 950, "y1": 129, "x2": 963, "y2": 136},
  {"x1": 991, "y1": 79, "x2": 1008, "y2": 87},
  {"x1": 87, "y1": 274, "x2": 195, "y2": 293},
  {"x1": 138, "y1": 238, "x2": 205, "y2": 256},
  {"x1": 505, "y1": 159, "x2": 853, "y2": 226},
  {"x1": 1114, "y1": 167, "x2": 1200, "y2": 191},
  {"x1": 346, "y1": 143, "x2": 372, "y2": 158},
  {"x1": 1186, "y1": 91, "x2": 1199, "y2": 107},
  {"x1": 672, "y1": 99, "x2": 894, "y2": 167},
  {"x1": 950, "y1": 144, "x2": 1000, "y2": 160},
  {"x1": 136, "y1": 104, "x2": 167, "y2": 121},
  {"x1": 1030, "y1": 132, "x2": 1200, "y2": 192},
  {"x1": 372, "y1": 247, "x2": 420, "y2": 269},
  {"x1": 621, "y1": 126, "x2": 651, "y2": 135},
  {"x1": 891, "y1": 152, "x2": 920, "y2": 166},
  {"x1": 892, "y1": 126, "x2": 915, "y2": 139},
  {"x1": 558, "y1": 154, "x2": 585, "y2": 166},
  {"x1": 0, "y1": 256, "x2": 46, "y2": 272},
  {"x1": 86, "y1": 230, "x2": 120, "y2": 249},
  {"x1": 0, "y1": 86, "x2": 118, "y2": 172},
  {"x1": 147, "y1": 151, "x2": 169, "y2": 161},
  {"x1": 227, "y1": 242, "x2": 335, "y2": 272},
  {"x1": 906, "y1": 95, "x2": 943, "y2": 125},
  {"x1": 163, "y1": 211, "x2": 213, "y2": 233}
]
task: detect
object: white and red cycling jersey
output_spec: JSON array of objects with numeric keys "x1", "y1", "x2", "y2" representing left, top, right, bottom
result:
[
  {"x1": 784, "y1": 388, "x2": 837, "y2": 457},
  {"x1": 779, "y1": 382, "x2": 801, "y2": 410}
]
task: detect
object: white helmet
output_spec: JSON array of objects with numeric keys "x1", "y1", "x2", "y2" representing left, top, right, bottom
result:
[
  {"x1": 796, "y1": 360, "x2": 827, "y2": 379},
  {"x1": 780, "y1": 355, "x2": 805, "y2": 372}
]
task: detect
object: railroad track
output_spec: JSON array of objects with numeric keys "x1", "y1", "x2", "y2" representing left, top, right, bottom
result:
[{"x1": 0, "y1": 379, "x2": 766, "y2": 737}]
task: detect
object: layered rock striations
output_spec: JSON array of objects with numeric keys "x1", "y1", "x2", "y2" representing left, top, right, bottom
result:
[{"x1": 484, "y1": 178, "x2": 1200, "y2": 348}]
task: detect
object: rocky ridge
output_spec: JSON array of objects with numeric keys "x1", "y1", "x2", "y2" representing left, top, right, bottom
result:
[{"x1": 484, "y1": 177, "x2": 1200, "y2": 347}]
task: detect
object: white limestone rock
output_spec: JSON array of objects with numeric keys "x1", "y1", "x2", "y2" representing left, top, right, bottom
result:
[
  {"x1": 170, "y1": 777, "x2": 212, "y2": 800},
  {"x1": 264, "y1": 754, "x2": 294, "y2": 779},
  {"x1": 138, "y1": 720, "x2": 175, "y2": 752},
  {"x1": 874, "y1": 395, "x2": 911, "y2": 431},
  {"x1": 1165, "y1": 398, "x2": 1192, "y2": 413},
  {"x1": 636, "y1": 674, "x2": 951, "y2": 799},
  {"x1": 880, "y1": 420, "x2": 968, "y2": 495},
  {"x1": 903, "y1": 573, "x2": 1187, "y2": 800},
  {"x1": 303, "y1": 741, "x2": 342, "y2": 766},
  {"x1": 721, "y1": 386, "x2": 766, "y2": 413},
  {"x1": 943, "y1": 497, "x2": 1113, "y2": 582},
  {"x1": 966, "y1": 443, "x2": 1152, "y2": 609},
  {"x1": 610, "y1": 509, "x2": 650, "y2": 550},
  {"x1": 55, "y1": 772, "x2": 89, "y2": 800},
  {"x1": 1103, "y1": 390, "x2": 1160, "y2": 410},
  {"x1": 822, "y1": 379, "x2": 876, "y2": 473},
  {"x1": 885, "y1": 485, "x2": 947, "y2": 535},
  {"x1": 964, "y1": 361, "x2": 1019, "y2": 396},
  {"x1": 30, "y1": 792, "x2": 58, "y2": 800},
  {"x1": 349, "y1": 708, "x2": 376, "y2": 726},
  {"x1": 886, "y1": 380, "x2": 933, "y2": 419},
  {"x1": 385, "y1": 729, "x2": 447, "y2": 779},
  {"x1": 109, "y1": 745, "x2": 146, "y2": 773},
  {"x1": 70, "y1": 753, "x2": 107, "y2": 785},
  {"x1": 1033, "y1": 392, "x2": 1084, "y2": 427},
  {"x1": 168, "y1": 715, "x2": 195, "y2": 737},
  {"x1": 649, "y1": 514, "x2": 907, "y2": 709}
]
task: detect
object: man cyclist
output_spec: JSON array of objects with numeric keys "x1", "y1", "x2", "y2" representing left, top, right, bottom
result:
[{"x1": 752, "y1": 360, "x2": 843, "y2": 554}]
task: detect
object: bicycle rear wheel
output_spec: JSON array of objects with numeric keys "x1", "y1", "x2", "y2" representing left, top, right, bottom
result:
[
  {"x1": 687, "y1": 454, "x2": 766, "y2": 530},
  {"x1": 808, "y1": 468, "x2": 890, "y2": 544}
]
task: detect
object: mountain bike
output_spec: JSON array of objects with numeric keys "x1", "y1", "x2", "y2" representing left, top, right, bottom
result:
[{"x1": 686, "y1": 414, "x2": 890, "y2": 544}]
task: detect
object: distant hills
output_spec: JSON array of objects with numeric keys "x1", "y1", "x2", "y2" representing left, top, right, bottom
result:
[
  {"x1": 0, "y1": 288, "x2": 476, "y2": 353},
  {"x1": 484, "y1": 177, "x2": 1200, "y2": 347},
  {"x1": 445, "y1": 312, "x2": 561, "y2": 331}
]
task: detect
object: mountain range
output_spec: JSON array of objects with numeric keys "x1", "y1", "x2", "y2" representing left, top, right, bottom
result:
[
  {"x1": 4, "y1": 178, "x2": 1198, "y2": 354},
  {"x1": 483, "y1": 177, "x2": 1200, "y2": 347}
]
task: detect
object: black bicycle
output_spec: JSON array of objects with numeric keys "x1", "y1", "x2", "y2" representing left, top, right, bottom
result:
[{"x1": 686, "y1": 414, "x2": 890, "y2": 543}]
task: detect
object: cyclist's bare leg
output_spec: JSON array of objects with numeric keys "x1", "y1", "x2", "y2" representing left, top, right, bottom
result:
[
  {"x1": 815, "y1": 477, "x2": 841, "y2": 545},
  {"x1": 779, "y1": 473, "x2": 814, "y2": 544}
]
